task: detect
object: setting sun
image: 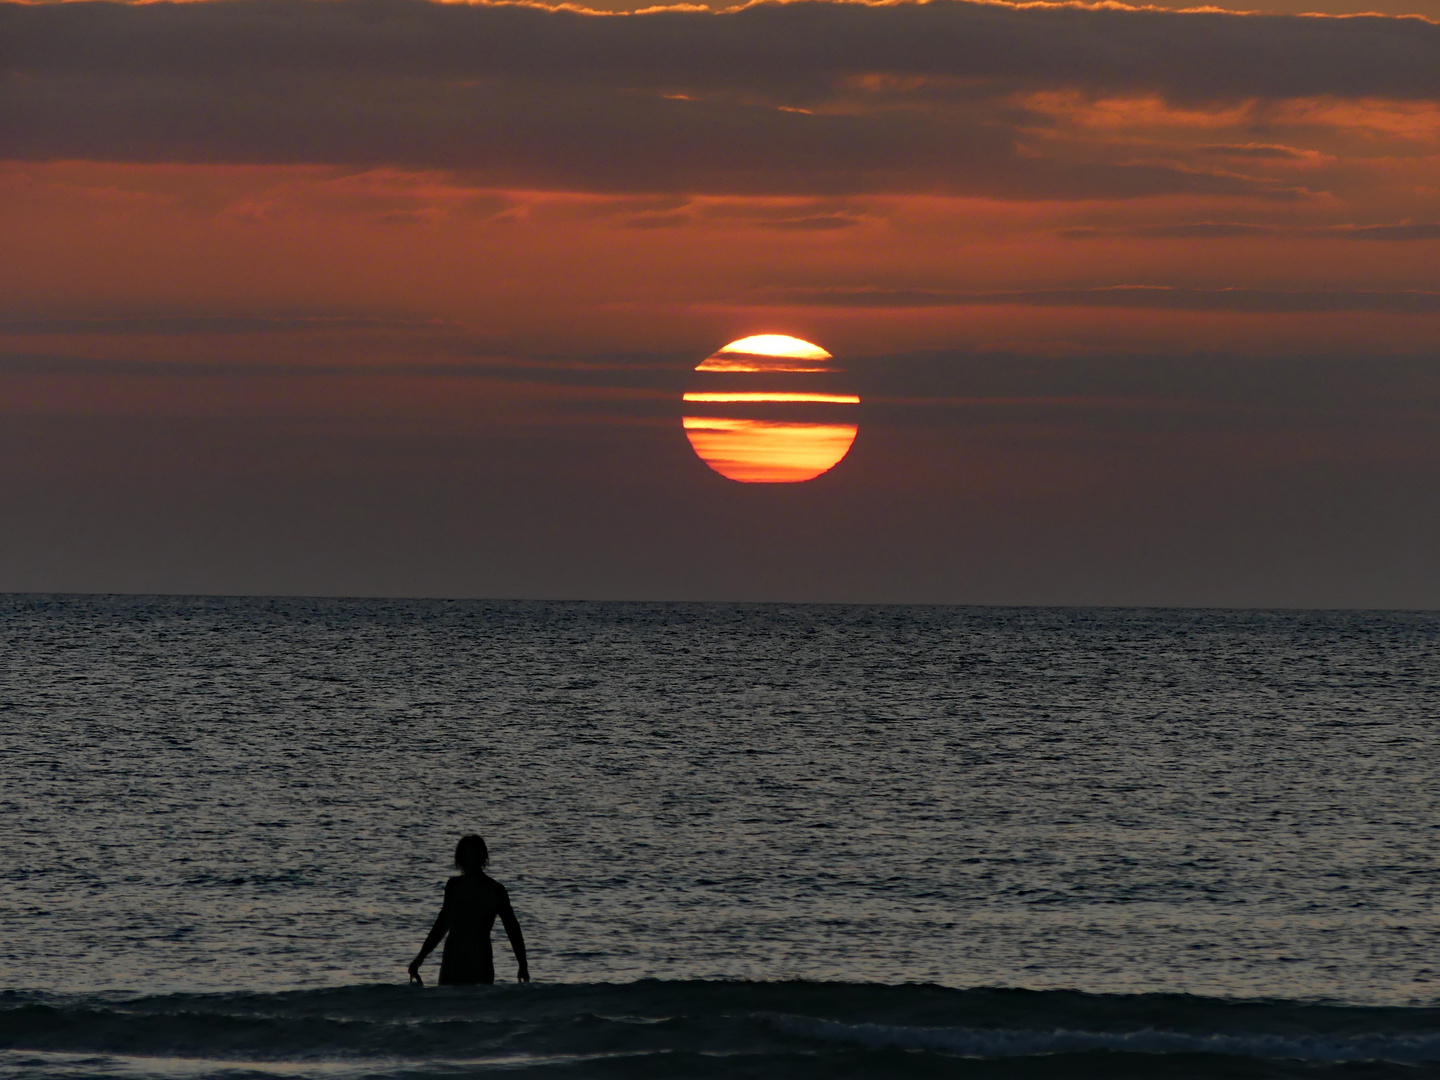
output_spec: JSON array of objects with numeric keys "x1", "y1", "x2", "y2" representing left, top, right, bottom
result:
[{"x1": 682, "y1": 336, "x2": 859, "y2": 483}]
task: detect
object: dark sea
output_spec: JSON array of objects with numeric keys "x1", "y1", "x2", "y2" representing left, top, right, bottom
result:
[{"x1": 3, "y1": 596, "x2": 1439, "y2": 1078}]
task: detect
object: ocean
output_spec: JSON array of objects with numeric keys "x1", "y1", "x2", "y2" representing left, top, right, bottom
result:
[{"x1": 2, "y1": 595, "x2": 1438, "y2": 1077}]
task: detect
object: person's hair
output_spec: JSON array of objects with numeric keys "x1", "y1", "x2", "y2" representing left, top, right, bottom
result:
[{"x1": 454, "y1": 834, "x2": 489, "y2": 873}]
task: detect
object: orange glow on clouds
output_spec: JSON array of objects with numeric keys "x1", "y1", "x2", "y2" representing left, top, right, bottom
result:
[{"x1": 683, "y1": 336, "x2": 859, "y2": 483}]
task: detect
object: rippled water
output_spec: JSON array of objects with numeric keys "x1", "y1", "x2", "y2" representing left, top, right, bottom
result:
[{"x1": 2, "y1": 596, "x2": 1439, "y2": 1076}]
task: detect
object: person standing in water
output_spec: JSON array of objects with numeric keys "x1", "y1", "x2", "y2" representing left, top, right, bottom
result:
[{"x1": 408, "y1": 834, "x2": 530, "y2": 985}]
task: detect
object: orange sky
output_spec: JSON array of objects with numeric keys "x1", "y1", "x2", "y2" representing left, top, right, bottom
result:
[{"x1": 1, "y1": 0, "x2": 1437, "y2": 603}]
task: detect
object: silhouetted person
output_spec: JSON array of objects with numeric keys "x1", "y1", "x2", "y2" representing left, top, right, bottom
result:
[{"x1": 408, "y1": 834, "x2": 529, "y2": 986}]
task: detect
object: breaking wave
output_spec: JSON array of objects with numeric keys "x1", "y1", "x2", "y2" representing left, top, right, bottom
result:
[{"x1": 4, "y1": 981, "x2": 1440, "y2": 1078}]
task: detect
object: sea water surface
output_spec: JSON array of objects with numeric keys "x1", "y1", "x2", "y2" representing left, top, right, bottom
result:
[{"x1": 2, "y1": 596, "x2": 1438, "y2": 1077}]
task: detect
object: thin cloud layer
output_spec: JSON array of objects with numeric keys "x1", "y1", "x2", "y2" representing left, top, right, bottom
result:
[
  {"x1": 3, "y1": 0, "x2": 1438, "y2": 197},
  {"x1": 1061, "y1": 223, "x2": 1440, "y2": 240},
  {"x1": 759, "y1": 286, "x2": 1440, "y2": 312}
]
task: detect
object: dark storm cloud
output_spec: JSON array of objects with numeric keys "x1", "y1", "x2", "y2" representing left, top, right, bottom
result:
[
  {"x1": 758, "y1": 285, "x2": 1440, "y2": 312},
  {"x1": 2, "y1": 0, "x2": 1437, "y2": 196}
]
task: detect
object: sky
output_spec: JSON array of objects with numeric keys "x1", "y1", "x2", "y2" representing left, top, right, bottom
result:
[{"x1": 1, "y1": 0, "x2": 1438, "y2": 606}]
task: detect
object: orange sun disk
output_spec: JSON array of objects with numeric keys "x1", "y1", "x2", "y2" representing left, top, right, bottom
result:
[{"x1": 682, "y1": 335, "x2": 859, "y2": 483}]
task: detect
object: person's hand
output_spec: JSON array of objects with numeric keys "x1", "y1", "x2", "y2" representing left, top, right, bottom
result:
[
  {"x1": 408, "y1": 958, "x2": 424, "y2": 986},
  {"x1": 516, "y1": 963, "x2": 530, "y2": 984}
]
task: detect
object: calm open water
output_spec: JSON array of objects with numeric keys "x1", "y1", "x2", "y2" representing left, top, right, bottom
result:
[{"x1": 2, "y1": 595, "x2": 1438, "y2": 1078}]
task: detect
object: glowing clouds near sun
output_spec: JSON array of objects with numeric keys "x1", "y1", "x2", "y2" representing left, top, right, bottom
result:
[{"x1": 682, "y1": 336, "x2": 859, "y2": 483}]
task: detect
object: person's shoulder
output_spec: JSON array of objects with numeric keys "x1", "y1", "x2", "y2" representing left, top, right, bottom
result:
[{"x1": 444, "y1": 875, "x2": 464, "y2": 892}]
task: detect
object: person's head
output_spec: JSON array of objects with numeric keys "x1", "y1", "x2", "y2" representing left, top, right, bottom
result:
[{"x1": 454, "y1": 834, "x2": 489, "y2": 874}]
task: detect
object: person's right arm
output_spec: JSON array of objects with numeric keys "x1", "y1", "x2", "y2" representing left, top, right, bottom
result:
[{"x1": 408, "y1": 879, "x2": 454, "y2": 983}]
